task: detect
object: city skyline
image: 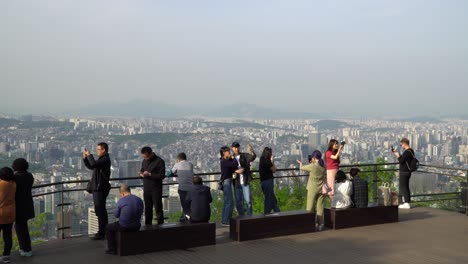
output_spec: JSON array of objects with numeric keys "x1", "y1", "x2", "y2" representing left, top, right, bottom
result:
[{"x1": 1, "y1": 1, "x2": 468, "y2": 116}]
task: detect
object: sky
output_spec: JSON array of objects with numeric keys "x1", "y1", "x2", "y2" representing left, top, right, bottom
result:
[{"x1": 1, "y1": 0, "x2": 467, "y2": 117}]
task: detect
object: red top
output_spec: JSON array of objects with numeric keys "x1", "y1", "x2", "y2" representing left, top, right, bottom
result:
[{"x1": 325, "y1": 150, "x2": 340, "y2": 170}]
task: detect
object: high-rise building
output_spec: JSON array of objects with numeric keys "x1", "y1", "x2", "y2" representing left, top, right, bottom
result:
[
  {"x1": 308, "y1": 132, "x2": 321, "y2": 149},
  {"x1": 119, "y1": 160, "x2": 141, "y2": 185}
]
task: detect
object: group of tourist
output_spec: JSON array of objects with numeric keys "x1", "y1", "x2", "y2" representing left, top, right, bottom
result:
[
  {"x1": 0, "y1": 137, "x2": 416, "y2": 257},
  {"x1": 0, "y1": 159, "x2": 35, "y2": 263}
]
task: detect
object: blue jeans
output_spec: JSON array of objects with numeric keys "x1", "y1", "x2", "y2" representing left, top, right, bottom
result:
[
  {"x1": 222, "y1": 179, "x2": 234, "y2": 224},
  {"x1": 261, "y1": 178, "x2": 280, "y2": 214},
  {"x1": 235, "y1": 184, "x2": 253, "y2": 216}
]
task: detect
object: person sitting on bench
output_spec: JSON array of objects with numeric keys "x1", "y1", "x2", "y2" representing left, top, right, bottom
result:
[
  {"x1": 187, "y1": 176, "x2": 212, "y2": 223},
  {"x1": 350, "y1": 168, "x2": 368, "y2": 208},
  {"x1": 331, "y1": 170, "x2": 353, "y2": 209},
  {"x1": 105, "y1": 184, "x2": 144, "y2": 255}
]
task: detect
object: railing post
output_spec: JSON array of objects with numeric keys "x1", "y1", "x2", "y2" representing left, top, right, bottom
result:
[
  {"x1": 373, "y1": 165, "x2": 378, "y2": 205},
  {"x1": 465, "y1": 170, "x2": 468, "y2": 216},
  {"x1": 61, "y1": 182, "x2": 65, "y2": 239}
]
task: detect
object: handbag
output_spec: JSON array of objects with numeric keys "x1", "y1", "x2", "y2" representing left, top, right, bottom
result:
[
  {"x1": 391, "y1": 191, "x2": 399, "y2": 206},
  {"x1": 378, "y1": 183, "x2": 392, "y2": 206},
  {"x1": 86, "y1": 178, "x2": 94, "y2": 194},
  {"x1": 217, "y1": 180, "x2": 224, "y2": 191}
]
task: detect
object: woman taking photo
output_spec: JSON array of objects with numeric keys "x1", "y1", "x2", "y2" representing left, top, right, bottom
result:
[
  {"x1": 325, "y1": 139, "x2": 344, "y2": 197},
  {"x1": 0, "y1": 167, "x2": 16, "y2": 264},
  {"x1": 259, "y1": 147, "x2": 280, "y2": 215},
  {"x1": 297, "y1": 150, "x2": 326, "y2": 231}
]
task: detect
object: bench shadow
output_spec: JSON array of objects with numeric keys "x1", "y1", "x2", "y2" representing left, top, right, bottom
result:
[{"x1": 398, "y1": 211, "x2": 435, "y2": 222}]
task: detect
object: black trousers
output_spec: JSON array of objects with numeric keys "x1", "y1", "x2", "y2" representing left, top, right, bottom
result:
[
  {"x1": 93, "y1": 190, "x2": 110, "y2": 236},
  {"x1": 0, "y1": 223, "x2": 13, "y2": 256},
  {"x1": 178, "y1": 190, "x2": 191, "y2": 218},
  {"x1": 144, "y1": 189, "x2": 164, "y2": 225},
  {"x1": 15, "y1": 220, "x2": 32, "y2": 252},
  {"x1": 399, "y1": 171, "x2": 412, "y2": 203},
  {"x1": 106, "y1": 221, "x2": 141, "y2": 251}
]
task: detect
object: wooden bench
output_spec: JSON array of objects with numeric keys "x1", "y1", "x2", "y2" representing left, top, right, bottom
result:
[
  {"x1": 116, "y1": 222, "x2": 216, "y2": 256},
  {"x1": 230, "y1": 210, "x2": 315, "y2": 242},
  {"x1": 324, "y1": 206, "x2": 399, "y2": 230}
]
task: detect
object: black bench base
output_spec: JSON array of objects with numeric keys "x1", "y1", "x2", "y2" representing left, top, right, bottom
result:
[
  {"x1": 230, "y1": 210, "x2": 315, "y2": 242},
  {"x1": 324, "y1": 206, "x2": 399, "y2": 230},
  {"x1": 117, "y1": 222, "x2": 216, "y2": 256}
]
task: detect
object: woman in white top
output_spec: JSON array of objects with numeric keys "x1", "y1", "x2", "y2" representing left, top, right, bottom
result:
[{"x1": 331, "y1": 170, "x2": 353, "y2": 209}]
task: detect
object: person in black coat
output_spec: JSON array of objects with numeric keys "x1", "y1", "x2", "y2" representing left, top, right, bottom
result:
[
  {"x1": 139, "y1": 146, "x2": 166, "y2": 225},
  {"x1": 188, "y1": 176, "x2": 212, "y2": 223},
  {"x1": 83, "y1": 142, "x2": 111, "y2": 240},
  {"x1": 12, "y1": 158, "x2": 35, "y2": 257}
]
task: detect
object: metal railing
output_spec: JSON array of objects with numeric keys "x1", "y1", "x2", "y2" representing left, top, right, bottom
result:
[{"x1": 31, "y1": 162, "x2": 468, "y2": 239}]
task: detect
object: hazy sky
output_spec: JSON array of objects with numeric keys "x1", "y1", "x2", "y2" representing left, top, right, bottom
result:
[{"x1": 1, "y1": 0, "x2": 467, "y2": 116}]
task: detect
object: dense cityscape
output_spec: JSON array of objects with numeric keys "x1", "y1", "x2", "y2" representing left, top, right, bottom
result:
[{"x1": 0, "y1": 115, "x2": 466, "y2": 239}]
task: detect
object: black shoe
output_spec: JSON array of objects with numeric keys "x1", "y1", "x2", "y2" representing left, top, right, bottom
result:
[
  {"x1": 90, "y1": 234, "x2": 105, "y2": 241},
  {"x1": 105, "y1": 249, "x2": 117, "y2": 255}
]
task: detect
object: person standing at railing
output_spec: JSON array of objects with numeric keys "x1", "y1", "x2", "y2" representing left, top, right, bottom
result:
[
  {"x1": 231, "y1": 142, "x2": 256, "y2": 217},
  {"x1": 12, "y1": 158, "x2": 34, "y2": 257},
  {"x1": 83, "y1": 142, "x2": 111, "y2": 241},
  {"x1": 297, "y1": 150, "x2": 325, "y2": 231},
  {"x1": 325, "y1": 139, "x2": 344, "y2": 197},
  {"x1": 392, "y1": 137, "x2": 415, "y2": 209},
  {"x1": 139, "y1": 146, "x2": 166, "y2": 225},
  {"x1": 105, "y1": 184, "x2": 143, "y2": 255},
  {"x1": 260, "y1": 147, "x2": 280, "y2": 215},
  {"x1": 0, "y1": 167, "x2": 16, "y2": 264},
  {"x1": 219, "y1": 146, "x2": 244, "y2": 226},
  {"x1": 170, "y1": 153, "x2": 194, "y2": 222}
]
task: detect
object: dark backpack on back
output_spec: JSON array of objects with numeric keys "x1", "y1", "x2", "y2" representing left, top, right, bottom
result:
[{"x1": 405, "y1": 149, "x2": 419, "y2": 172}]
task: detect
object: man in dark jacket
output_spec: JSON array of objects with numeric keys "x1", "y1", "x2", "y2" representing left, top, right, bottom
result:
[
  {"x1": 393, "y1": 137, "x2": 415, "y2": 209},
  {"x1": 140, "y1": 146, "x2": 165, "y2": 225},
  {"x1": 231, "y1": 142, "x2": 256, "y2": 216},
  {"x1": 187, "y1": 176, "x2": 212, "y2": 223},
  {"x1": 12, "y1": 158, "x2": 35, "y2": 257},
  {"x1": 83, "y1": 142, "x2": 111, "y2": 240}
]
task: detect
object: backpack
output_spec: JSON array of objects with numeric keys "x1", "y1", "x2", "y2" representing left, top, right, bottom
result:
[{"x1": 405, "y1": 149, "x2": 419, "y2": 172}]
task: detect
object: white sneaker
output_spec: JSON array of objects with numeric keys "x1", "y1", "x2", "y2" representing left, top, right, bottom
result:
[
  {"x1": 399, "y1": 203, "x2": 411, "y2": 209},
  {"x1": 0, "y1": 256, "x2": 11, "y2": 263},
  {"x1": 20, "y1": 251, "x2": 33, "y2": 257}
]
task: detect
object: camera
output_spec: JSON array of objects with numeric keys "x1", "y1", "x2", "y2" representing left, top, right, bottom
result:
[
  {"x1": 340, "y1": 141, "x2": 346, "y2": 146},
  {"x1": 391, "y1": 146, "x2": 396, "y2": 152}
]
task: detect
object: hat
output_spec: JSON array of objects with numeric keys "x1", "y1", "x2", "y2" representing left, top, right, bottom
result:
[{"x1": 231, "y1": 142, "x2": 240, "y2": 148}]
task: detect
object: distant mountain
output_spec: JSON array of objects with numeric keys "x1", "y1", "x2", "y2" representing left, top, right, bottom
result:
[
  {"x1": 313, "y1": 120, "x2": 352, "y2": 130},
  {"x1": 71, "y1": 100, "x2": 324, "y2": 119},
  {"x1": 394, "y1": 116, "x2": 445, "y2": 123}
]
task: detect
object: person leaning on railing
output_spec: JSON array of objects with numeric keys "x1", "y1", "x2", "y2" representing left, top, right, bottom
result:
[
  {"x1": 169, "y1": 152, "x2": 194, "y2": 222},
  {"x1": 0, "y1": 167, "x2": 16, "y2": 264},
  {"x1": 12, "y1": 158, "x2": 35, "y2": 257},
  {"x1": 297, "y1": 150, "x2": 326, "y2": 231}
]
